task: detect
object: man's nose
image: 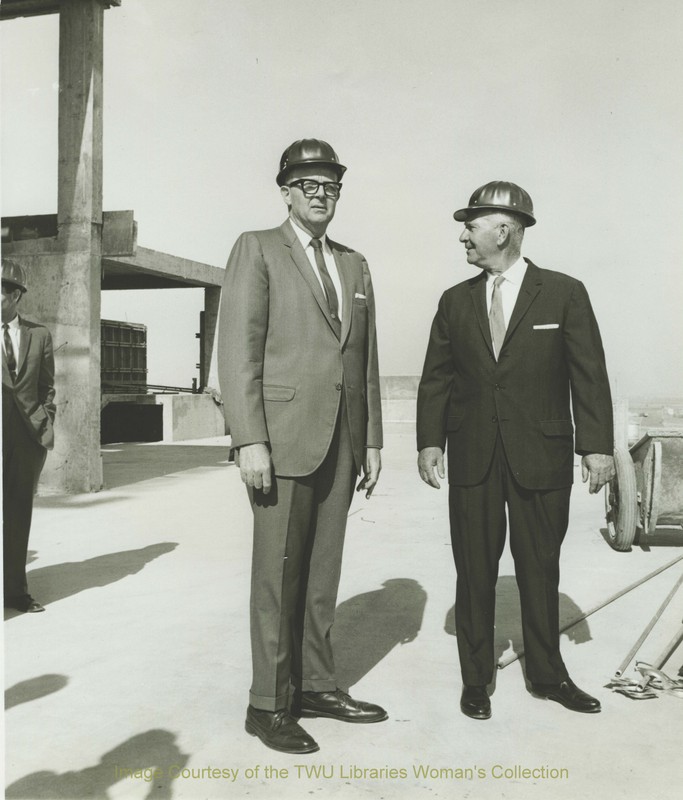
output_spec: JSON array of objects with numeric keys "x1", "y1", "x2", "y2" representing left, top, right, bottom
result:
[{"x1": 459, "y1": 229, "x2": 468, "y2": 243}]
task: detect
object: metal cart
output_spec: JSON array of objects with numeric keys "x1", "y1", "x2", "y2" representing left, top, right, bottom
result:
[{"x1": 605, "y1": 430, "x2": 683, "y2": 551}]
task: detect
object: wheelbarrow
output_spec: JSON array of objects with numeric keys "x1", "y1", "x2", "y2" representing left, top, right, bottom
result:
[{"x1": 605, "y1": 430, "x2": 683, "y2": 551}]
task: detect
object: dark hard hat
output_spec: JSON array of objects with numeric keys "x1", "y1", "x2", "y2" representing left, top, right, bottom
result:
[
  {"x1": 453, "y1": 181, "x2": 536, "y2": 227},
  {"x1": 1, "y1": 257, "x2": 28, "y2": 292},
  {"x1": 276, "y1": 139, "x2": 347, "y2": 186}
]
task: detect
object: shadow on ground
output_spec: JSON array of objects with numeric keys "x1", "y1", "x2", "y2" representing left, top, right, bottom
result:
[
  {"x1": 444, "y1": 575, "x2": 591, "y2": 678},
  {"x1": 102, "y1": 443, "x2": 232, "y2": 489},
  {"x1": 333, "y1": 578, "x2": 427, "y2": 688},
  {"x1": 5, "y1": 675, "x2": 69, "y2": 710},
  {"x1": 599, "y1": 525, "x2": 683, "y2": 551},
  {"x1": 8, "y1": 543, "x2": 179, "y2": 612},
  {"x1": 5, "y1": 729, "x2": 189, "y2": 799}
]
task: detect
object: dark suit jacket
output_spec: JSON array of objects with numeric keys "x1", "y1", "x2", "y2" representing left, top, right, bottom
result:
[
  {"x1": 218, "y1": 219, "x2": 382, "y2": 478},
  {"x1": 417, "y1": 260, "x2": 613, "y2": 490},
  {"x1": 2, "y1": 316, "x2": 56, "y2": 451}
]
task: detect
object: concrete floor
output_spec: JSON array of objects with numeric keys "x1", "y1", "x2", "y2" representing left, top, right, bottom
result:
[{"x1": 3, "y1": 422, "x2": 682, "y2": 800}]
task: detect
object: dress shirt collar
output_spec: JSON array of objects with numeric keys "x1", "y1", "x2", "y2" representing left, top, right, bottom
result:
[
  {"x1": 289, "y1": 217, "x2": 330, "y2": 252},
  {"x1": 3, "y1": 313, "x2": 21, "y2": 331},
  {"x1": 487, "y1": 256, "x2": 527, "y2": 286}
]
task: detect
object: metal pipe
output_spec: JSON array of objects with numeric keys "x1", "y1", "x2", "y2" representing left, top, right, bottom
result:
[
  {"x1": 614, "y1": 569, "x2": 683, "y2": 676},
  {"x1": 635, "y1": 621, "x2": 683, "y2": 692},
  {"x1": 497, "y1": 552, "x2": 683, "y2": 670}
]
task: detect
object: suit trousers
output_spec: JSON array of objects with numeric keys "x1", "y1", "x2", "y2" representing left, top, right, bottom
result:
[
  {"x1": 247, "y1": 402, "x2": 357, "y2": 711},
  {"x1": 3, "y1": 399, "x2": 47, "y2": 601},
  {"x1": 448, "y1": 434, "x2": 571, "y2": 686}
]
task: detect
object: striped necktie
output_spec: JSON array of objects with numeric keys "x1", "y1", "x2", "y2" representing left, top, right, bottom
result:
[
  {"x1": 3, "y1": 322, "x2": 17, "y2": 380},
  {"x1": 310, "y1": 238, "x2": 341, "y2": 335}
]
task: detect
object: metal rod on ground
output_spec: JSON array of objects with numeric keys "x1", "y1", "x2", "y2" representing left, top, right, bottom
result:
[
  {"x1": 636, "y1": 621, "x2": 683, "y2": 692},
  {"x1": 614, "y1": 569, "x2": 683, "y2": 677},
  {"x1": 497, "y1": 552, "x2": 683, "y2": 670}
]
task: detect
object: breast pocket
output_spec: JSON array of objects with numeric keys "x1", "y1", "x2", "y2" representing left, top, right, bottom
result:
[{"x1": 263, "y1": 385, "x2": 296, "y2": 402}]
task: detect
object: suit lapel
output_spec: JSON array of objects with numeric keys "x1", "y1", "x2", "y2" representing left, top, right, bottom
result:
[
  {"x1": 280, "y1": 220, "x2": 340, "y2": 339},
  {"x1": 503, "y1": 260, "x2": 542, "y2": 347},
  {"x1": 14, "y1": 316, "x2": 32, "y2": 377},
  {"x1": 469, "y1": 273, "x2": 495, "y2": 357}
]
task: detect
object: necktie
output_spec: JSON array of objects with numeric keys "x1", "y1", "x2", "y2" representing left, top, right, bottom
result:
[
  {"x1": 489, "y1": 275, "x2": 506, "y2": 359},
  {"x1": 3, "y1": 322, "x2": 17, "y2": 379},
  {"x1": 310, "y1": 238, "x2": 341, "y2": 334}
]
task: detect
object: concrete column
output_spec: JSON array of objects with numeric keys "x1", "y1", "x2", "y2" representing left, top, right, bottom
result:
[
  {"x1": 202, "y1": 286, "x2": 221, "y2": 390},
  {"x1": 43, "y1": 0, "x2": 105, "y2": 492}
]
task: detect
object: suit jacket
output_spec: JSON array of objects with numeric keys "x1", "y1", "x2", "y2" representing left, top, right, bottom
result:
[
  {"x1": 417, "y1": 260, "x2": 613, "y2": 490},
  {"x1": 2, "y1": 316, "x2": 56, "y2": 451},
  {"x1": 218, "y1": 219, "x2": 382, "y2": 477}
]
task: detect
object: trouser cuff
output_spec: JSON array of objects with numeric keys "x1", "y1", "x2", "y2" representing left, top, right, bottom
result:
[{"x1": 248, "y1": 689, "x2": 290, "y2": 712}]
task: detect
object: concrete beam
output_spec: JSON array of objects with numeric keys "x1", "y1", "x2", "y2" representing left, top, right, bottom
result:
[
  {"x1": 0, "y1": 0, "x2": 120, "y2": 21},
  {"x1": 102, "y1": 247, "x2": 224, "y2": 290}
]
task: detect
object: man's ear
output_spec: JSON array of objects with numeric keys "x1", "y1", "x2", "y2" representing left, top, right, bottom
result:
[
  {"x1": 280, "y1": 185, "x2": 291, "y2": 208},
  {"x1": 496, "y1": 223, "x2": 510, "y2": 246}
]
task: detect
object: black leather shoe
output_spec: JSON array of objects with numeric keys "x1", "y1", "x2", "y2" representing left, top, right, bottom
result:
[
  {"x1": 460, "y1": 685, "x2": 491, "y2": 720},
  {"x1": 245, "y1": 706, "x2": 319, "y2": 754},
  {"x1": 298, "y1": 689, "x2": 388, "y2": 723},
  {"x1": 531, "y1": 678, "x2": 601, "y2": 713},
  {"x1": 5, "y1": 596, "x2": 45, "y2": 613}
]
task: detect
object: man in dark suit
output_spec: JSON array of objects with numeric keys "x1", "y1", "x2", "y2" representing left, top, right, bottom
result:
[
  {"x1": 417, "y1": 182, "x2": 614, "y2": 719},
  {"x1": 2, "y1": 258, "x2": 56, "y2": 613},
  {"x1": 218, "y1": 139, "x2": 386, "y2": 754}
]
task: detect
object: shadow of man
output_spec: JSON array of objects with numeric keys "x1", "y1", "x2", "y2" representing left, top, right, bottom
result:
[
  {"x1": 5, "y1": 674, "x2": 68, "y2": 710},
  {"x1": 445, "y1": 575, "x2": 591, "y2": 683},
  {"x1": 6, "y1": 543, "x2": 178, "y2": 614},
  {"x1": 6, "y1": 729, "x2": 189, "y2": 799},
  {"x1": 332, "y1": 578, "x2": 427, "y2": 689}
]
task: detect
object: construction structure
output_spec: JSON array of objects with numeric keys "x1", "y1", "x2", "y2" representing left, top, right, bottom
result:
[{"x1": 1, "y1": 0, "x2": 224, "y2": 493}]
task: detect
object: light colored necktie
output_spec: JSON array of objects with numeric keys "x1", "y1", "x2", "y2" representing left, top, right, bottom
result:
[
  {"x1": 489, "y1": 275, "x2": 506, "y2": 358},
  {"x1": 310, "y1": 238, "x2": 341, "y2": 334}
]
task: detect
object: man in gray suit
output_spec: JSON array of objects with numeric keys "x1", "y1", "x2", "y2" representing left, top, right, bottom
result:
[
  {"x1": 218, "y1": 139, "x2": 386, "y2": 754},
  {"x1": 2, "y1": 258, "x2": 56, "y2": 613}
]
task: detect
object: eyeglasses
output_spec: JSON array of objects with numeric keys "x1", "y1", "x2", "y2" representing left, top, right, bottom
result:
[{"x1": 287, "y1": 179, "x2": 342, "y2": 199}]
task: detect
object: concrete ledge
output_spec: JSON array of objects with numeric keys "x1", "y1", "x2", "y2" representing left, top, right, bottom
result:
[{"x1": 157, "y1": 394, "x2": 226, "y2": 442}]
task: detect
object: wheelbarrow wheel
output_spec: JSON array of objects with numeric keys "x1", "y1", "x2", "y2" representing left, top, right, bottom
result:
[{"x1": 605, "y1": 446, "x2": 638, "y2": 551}]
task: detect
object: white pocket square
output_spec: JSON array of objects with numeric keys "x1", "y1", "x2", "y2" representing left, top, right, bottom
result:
[
  {"x1": 354, "y1": 292, "x2": 367, "y2": 299},
  {"x1": 533, "y1": 323, "x2": 559, "y2": 329}
]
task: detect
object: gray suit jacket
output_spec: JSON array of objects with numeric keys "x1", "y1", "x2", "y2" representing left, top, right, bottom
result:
[
  {"x1": 218, "y1": 220, "x2": 382, "y2": 477},
  {"x1": 2, "y1": 316, "x2": 56, "y2": 450}
]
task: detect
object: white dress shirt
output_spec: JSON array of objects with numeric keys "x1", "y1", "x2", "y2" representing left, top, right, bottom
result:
[
  {"x1": 486, "y1": 257, "x2": 528, "y2": 326},
  {"x1": 289, "y1": 217, "x2": 344, "y2": 323},
  {"x1": 2, "y1": 313, "x2": 21, "y2": 362}
]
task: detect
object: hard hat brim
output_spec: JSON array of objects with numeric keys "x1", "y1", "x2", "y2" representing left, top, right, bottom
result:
[
  {"x1": 453, "y1": 205, "x2": 536, "y2": 227},
  {"x1": 276, "y1": 161, "x2": 347, "y2": 187}
]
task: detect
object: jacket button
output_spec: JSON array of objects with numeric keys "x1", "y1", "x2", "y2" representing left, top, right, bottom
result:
[
  {"x1": 492, "y1": 416, "x2": 498, "y2": 423},
  {"x1": 335, "y1": 383, "x2": 342, "y2": 391}
]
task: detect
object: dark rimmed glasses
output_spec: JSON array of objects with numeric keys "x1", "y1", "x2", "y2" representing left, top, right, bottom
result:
[{"x1": 287, "y1": 179, "x2": 343, "y2": 199}]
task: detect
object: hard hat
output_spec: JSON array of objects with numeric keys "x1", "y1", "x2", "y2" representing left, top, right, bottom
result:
[
  {"x1": 1, "y1": 257, "x2": 28, "y2": 292},
  {"x1": 453, "y1": 181, "x2": 536, "y2": 227},
  {"x1": 276, "y1": 139, "x2": 347, "y2": 186}
]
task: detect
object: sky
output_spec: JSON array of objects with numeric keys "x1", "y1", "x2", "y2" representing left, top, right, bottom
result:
[{"x1": 2, "y1": 0, "x2": 682, "y2": 397}]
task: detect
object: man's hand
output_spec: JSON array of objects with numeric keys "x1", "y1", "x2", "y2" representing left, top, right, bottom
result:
[
  {"x1": 581, "y1": 453, "x2": 615, "y2": 494},
  {"x1": 357, "y1": 448, "x2": 381, "y2": 498},
  {"x1": 418, "y1": 447, "x2": 445, "y2": 489},
  {"x1": 237, "y1": 443, "x2": 272, "y2": 494}
]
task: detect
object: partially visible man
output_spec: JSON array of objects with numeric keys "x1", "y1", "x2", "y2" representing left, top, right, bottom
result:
[
  {"x1": 417, "y1": 181, "x2": 614, "y2": 719},
  {"x1": 218, "y1": 139, "x2": 386, "y2": 754},
  {"x1": 2, "y1": 258, "x2": 56, "y2": 613}
]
